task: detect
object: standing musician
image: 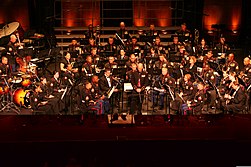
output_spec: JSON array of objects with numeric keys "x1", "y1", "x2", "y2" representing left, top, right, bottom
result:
[
  {"x1": 130, "y1": 63, "x2": 149, "y2": 114},
  {"x1": 104, "y1": 37, "x2": 117, "y2": 55},
  {"x1": 126, "y1": 63, "x2": 137, "y2": 82},
  {"x1": 223, "y1": 81, "x2": 246, "y2": 114},
  {"x1": 152, "y1": 67, "x2": 175, "y2": 110},
  {"x1": 98, "y1": 68, "x2": 120, "y2": 109}
]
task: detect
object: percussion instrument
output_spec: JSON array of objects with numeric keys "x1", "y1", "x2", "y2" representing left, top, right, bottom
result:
[
  {"x1": 0, "y1": 22, "x2": 19, "y2": 38},
  {"x1": 0, "y1": 86, "x2": 9, "y2": 95},
  {"x1": 21, "y1": 74, "x2": 32, "y2": 87},
  {"x1": 13, "y1": 88, "x2": 32, "y2": 107}
]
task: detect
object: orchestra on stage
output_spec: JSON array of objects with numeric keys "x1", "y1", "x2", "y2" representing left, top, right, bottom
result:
[{"x1": 0, "y1": 21, "x2": 251, "y2": 118}]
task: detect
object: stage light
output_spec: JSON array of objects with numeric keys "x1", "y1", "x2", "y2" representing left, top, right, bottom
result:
[
  {"x1": 208, "y1": 30, "x2": 213, "y2": 34},
  {"x1": 232, "y1": 30, "x2": 238, "y2": 34},
  {"x1": 138, "y1": 30, "x2": 144, "y2": 35},
  {"x1": 67, "y1": 31, "x2": 71, "y2": 35},
  {"x1": 161, "y1": 30, "x2": 167, "y2": 35}
]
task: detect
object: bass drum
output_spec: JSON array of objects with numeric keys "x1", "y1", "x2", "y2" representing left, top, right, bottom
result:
[{"x1": 13, "y1": 88, "x2": 32, "y2": 108}]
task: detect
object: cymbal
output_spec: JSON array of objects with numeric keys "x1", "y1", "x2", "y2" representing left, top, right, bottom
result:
[
  {"x1": 21, "y1": 74, "x2": 31, "y2": 78},
  {"x1": 34, "y1": 33, "x2": 44, "y2": 38},
  {"x1": 23, "y1": 39, "x2": 33, "y2": 43},
  {"x1": 0, "y1": 22, "x2": 19, "y2": 38}
]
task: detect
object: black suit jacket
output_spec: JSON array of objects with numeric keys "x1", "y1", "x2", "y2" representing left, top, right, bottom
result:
[
  {"x1": 131, "y1": 70, "x2": 149, "y2": 91},
  {"x1": 98, "y1": 75, "x2": 115, "y2": 94}
]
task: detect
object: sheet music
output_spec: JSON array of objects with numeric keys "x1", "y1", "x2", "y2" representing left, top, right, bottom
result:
[{"x1": 124, "y1": 83, "x2": 133, "y2": 91}]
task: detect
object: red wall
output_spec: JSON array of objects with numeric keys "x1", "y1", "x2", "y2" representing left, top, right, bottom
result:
[
  {"x1": 62, "y1": 0, "x2": 100, "y2": 27},
  {"x1": 133, "y1": 1, "x2": 172, "y2": 27},
  {"x1": 0, "y1": 0, "x2": 29, "y2": 30},
  {"x1": 203, "y1": 0, "x2": 242, "y2": 30}
]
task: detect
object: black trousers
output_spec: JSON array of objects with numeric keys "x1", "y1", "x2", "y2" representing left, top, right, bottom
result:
[{"x1": 130, "y1": 91, "x2": 144, "y2": 114}]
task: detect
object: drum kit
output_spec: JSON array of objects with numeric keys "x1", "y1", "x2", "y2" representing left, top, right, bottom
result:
[{"x1": 0, "y1": 71, "x2": 37, "y2": 114}]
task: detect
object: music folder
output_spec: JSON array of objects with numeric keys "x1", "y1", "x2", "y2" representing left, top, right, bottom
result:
[{"x1": 124, "y1": 83, "x2": 133, "y2": 92}]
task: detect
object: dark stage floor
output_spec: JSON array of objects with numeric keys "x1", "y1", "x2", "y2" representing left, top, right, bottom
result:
[{"x1": 1, "y1": 114, "x2": 251, "y2": 167}]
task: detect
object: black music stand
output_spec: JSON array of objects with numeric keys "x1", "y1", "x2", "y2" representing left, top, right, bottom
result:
[
  {"x1": 196, "y1": 61, "x2": 204, "y2": 68},
  {"x1": 145, "y1": 56, "x2": 159, "y2": 65},
  {"x1": 116, "y1": 59, "x2": 127, "y2": 67},
  {"x1": 208, "y1": 61, "x2": 218, "y2": 71},
  {"x1": 169, "y1": 54, "x2": 183, "y2": 63},
  {"x1": 99, "y1": 51, "x2": 114, "y2": 59},
  {"x1": 17, "y1": 47, "x2": 34, "y2": 58}
]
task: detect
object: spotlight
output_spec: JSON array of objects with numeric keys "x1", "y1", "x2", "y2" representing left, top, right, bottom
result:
[
  {"x1": 161, "y1": 30, "x2": 167, "y2": 35},
  {"x1": 232, "y1": 30, "x2": 238, "y2": 34},
  {"x1": 138, "y1": 30, "x2": 144, "y2": 35},
  {"x1": 208, "y1": 30, "x2": 213, "y2": 34},
  {"x1": 66, "y1": 30, "x2": 71, "y2": 35}
]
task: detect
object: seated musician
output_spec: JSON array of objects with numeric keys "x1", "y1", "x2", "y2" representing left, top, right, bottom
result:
[
  {"x1": 178, "y1": 73, "x2": 195, "y2": 102},
  {"x1": 126, "y1": 54, "x2": 137, "y2": 71},
  {"x1": 82, "y1": 55, "x2": 95, "y2": 81},
  {"x1": 130, "y1": 63, "x2": 149, "y2": 115},
  {"x1": 152, "y1": 68, "x2": 175, "y2": 110},
  {"x1": 117, "y1": 49, "x2": 129, "y2": 60},
  {"x1": 184, "y1": 56, "x2": 197, "y2": 82},
  {"x1": 215, "y1": 36, "x2": 230, "y2": 53},
  {"x1": 224, "y1": 53, "x2": 239, "y2": 73},
  {"x1": 60, "y1": 52, "x2": 78, "y2": 85},
  {"x1": 168, "y1": 35, "x2": 181, "y2": 53},
  {"x1": 50, "y1": 71, "x2": 64, "y2": 93},
  {"x1": 202, "y1": 64, "x2": 217, "y2": 86},
  {"x1": 6, "y1": 34, "x2": 19, "y2": 72},
  {"x1": 81, "y1": 81, "x2": 104, "y2": 115},
  {"x1": 127, "y1": 36, "x2": 140, "y2": 54},
  {"x1": 145, "y1": 24, "x2": 159, "y2": 39},
  {"x1": 240, "y1": 57, "x2": 251, "y2": 85},
  {"x1": 197, "y1": 38, "x2": 209, "y2": 56},
  {"x1": 126, "y1": 63, "x2": 137, "y2": 82},
  {"x1": 154, "y1": 54, "x2": 168, "y2": 69},
  {"x1": 223, "y1": 81, "x2": 246, "y2": 114},
  {"x1": 40, "y1": 77, "x2": 52, "y2": 97},
  {"x1": 68, "y1": 38, "x2": 82, "y2": 55},
  {"x1": 84, "y1": 37, "x2": 97, "y2": 53},
  {"x1": 147, "y1": 47, "x2": 159, "y2": 57},
  {"x1": 30, "y1": 83, "x2": 54, "y2": 114},
  {"x1": 117, "y1": 22, "x2": 130, "y2": 42},
  {"x1": 0, "y1": 56, "x2": 12, "y2": 78},
  {"x1": 153, "y1": 36, "x2": 165, "y2": 54},
  {"x1": 175, "y1": 23, "x2": 192, "y2": 43},
  {"x1": 104, "y1": 56, "x2": 118, "y2": 70},
  {"x1": 91, "y1": 75, "x2": 110, "y2": 113},
  {"x1": 187, "y1": 82, "x2": 206, "y2": 115},
  {"x1": 104, "y1": 37, "x2": 117, "y2": 55},
  {"x1": 203, "y1": 50, "x2": 216, "y2": 66}
]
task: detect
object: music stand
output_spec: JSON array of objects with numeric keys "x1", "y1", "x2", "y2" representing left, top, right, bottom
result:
[
  {"x1": 100, "y1": 51, "x2": 114, "y2": 59},
  {"x1": 140, "y1": 35, "x2": 153, "y2": 43},
  {"x1": 208, "y1": 61, "x2": 218, "y2": 71},
  {"x1": 145, "y1": 56, "x2": 159, "y2": 64},
  {"x1": 116, "y1": 59, "x2": 127, "y2": 67},
  {"x1": 17, "y1": 47, "x2": 34, "y2": 58},
  {"x1": 196, "y1": 61, "x2": 204, "y2": 68},
  {"x1": 169, "y1": 54, "x2": 183, "y2": 63}
]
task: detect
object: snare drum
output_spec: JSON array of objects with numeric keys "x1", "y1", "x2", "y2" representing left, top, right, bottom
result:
[
  {"x1": 13, "y1": 88, "x2": 32, "y2": 107},
  {"x1": 0, "y1": 86, "x2": 9, "y2": 95}
]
